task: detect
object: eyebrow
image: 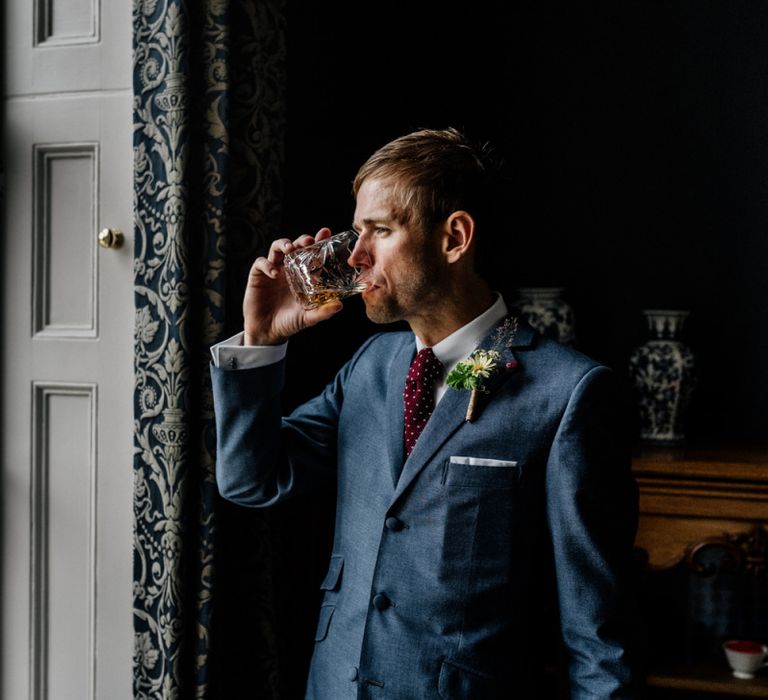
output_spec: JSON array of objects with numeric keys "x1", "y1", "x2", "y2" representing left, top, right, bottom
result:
[{"x1": 356, "y1": 216, "x2": 395, "y2": 227}]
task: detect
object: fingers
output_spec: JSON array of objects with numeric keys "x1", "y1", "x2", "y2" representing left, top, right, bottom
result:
[
  {"x1": 291, "y1": 234, "x2": 316, "y2": 249},
  {"x1": 253, "y1": 229, "x2": 337, "y2": 281},
  {"x1": 267, "y1": 237, "x2": 293, "y2": 264},
  {"x1": 266, "y1": 230, "x2": 333, "y2": 263},
  {"x1": 248, "y1": 255, "x2": 279, "y2": 280},
  {"x1": 291, "y1": 229, "x2": 333, "y2": 248},
  {"x1": 260, "y1": 236, "x2": 310, "y2": 274}
]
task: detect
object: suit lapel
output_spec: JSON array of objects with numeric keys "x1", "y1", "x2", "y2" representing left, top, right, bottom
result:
[
  {"x1": 389, "y1": 314, "x2": 535, "y2": 503},
  {"x1": 384, "y1": 338, "x2": 415, "y2": 487},
  {"x1": 391, "y1": 382, "x2": 468, "y2": 501}
]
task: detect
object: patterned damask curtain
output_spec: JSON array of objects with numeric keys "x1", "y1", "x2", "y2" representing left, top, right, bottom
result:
[{"x1": 132, "y1": 1, "x2": 286, "y2": 697}]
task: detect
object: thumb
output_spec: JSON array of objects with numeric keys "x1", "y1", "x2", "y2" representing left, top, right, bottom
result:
[{"x1": 302, "y1": 300, "x2": 344, "y2": 327}]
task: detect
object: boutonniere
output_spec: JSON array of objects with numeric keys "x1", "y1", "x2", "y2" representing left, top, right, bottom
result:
[
  {"x1": 446, "y1": 315, "x2": 519, "y2": 422},
  {"x1": 446, "y1": 349, "x2": 501, "y2": 421}
]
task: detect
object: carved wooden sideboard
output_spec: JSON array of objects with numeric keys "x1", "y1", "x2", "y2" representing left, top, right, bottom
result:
[{"x1": 633, "y1": 445, "x2": 768, "y2": 697}]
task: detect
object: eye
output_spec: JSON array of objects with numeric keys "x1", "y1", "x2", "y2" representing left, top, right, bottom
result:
[{"x1": 374, "y1": 227, "x2": 391, "y2": 237}]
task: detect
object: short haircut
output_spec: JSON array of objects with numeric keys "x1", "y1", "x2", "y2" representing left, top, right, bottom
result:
[{"x1": 352, "y1": 127, "x2": 503, "y2": 241}]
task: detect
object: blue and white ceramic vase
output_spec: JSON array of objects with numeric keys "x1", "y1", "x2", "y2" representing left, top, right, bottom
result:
[
  {"x1": 628, "y1": 309, "x2": 697, "y2": 444},
  {"x1": 516, "y1": 287, "x2": 576, "y2": 345}
]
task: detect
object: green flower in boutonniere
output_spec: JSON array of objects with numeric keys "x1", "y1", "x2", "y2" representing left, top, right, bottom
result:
[
  {"x1": 446, "y1": 349, "x2": 501, "y2": 391},
  {"x1": 447, "y1": 315, "x2": 519, "y2": 421},
  {"x1": 447, "y1": 349, "x2": 501, "y2": 421}
]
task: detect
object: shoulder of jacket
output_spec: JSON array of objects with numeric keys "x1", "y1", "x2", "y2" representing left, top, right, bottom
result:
[
  {"x1": 338, "y1": 330, "x2": 412, "y2": 377},
  {"x1": 532, "y1": 335, "x2": 602, "y2": 368},
  {"x1": 357, "y1": 329, "x2": 412, "y2": 354},
  {"x1": 524, "y1": 336, "x2": 619, "y2": 394}
]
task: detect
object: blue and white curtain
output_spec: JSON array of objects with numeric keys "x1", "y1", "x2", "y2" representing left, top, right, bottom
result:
[{"x1": 132, "y1": 1, "x2": 286, "y2": 696}]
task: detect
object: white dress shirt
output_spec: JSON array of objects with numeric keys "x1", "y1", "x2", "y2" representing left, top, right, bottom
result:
[
  {"x1": 210, "y1": 294, "x2": 508, "y2": 406},
  {"x1": 415, "y1": 294, "x2": 507, "y2": 404}
]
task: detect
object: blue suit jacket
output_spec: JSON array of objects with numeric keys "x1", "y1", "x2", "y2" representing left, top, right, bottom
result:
[{"x1": 211, "y1": 317, "x2": 642, "y2": 699}]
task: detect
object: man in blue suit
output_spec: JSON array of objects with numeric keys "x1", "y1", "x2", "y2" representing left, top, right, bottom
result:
[{"x1": 211, "y1": 128, "x2": 643, "y2": 698}]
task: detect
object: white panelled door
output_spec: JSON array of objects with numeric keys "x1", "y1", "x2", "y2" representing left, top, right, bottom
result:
[{"x1": 2, "y1": 1, "x2": 133, "y2": 698}]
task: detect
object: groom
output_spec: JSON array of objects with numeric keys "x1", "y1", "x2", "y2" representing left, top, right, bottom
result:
[{"x1": 210, "y1": 128, "x2": 643, "y2": 698}]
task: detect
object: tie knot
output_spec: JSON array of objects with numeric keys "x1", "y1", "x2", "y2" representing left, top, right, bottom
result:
[{"x1": 407, "y1": 348, "x2": 443, "y2": 386}]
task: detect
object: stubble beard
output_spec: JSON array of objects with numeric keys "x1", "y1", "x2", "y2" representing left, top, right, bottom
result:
[{"x1": 363, "y1": 247, "x2": 445, "y2": 325}]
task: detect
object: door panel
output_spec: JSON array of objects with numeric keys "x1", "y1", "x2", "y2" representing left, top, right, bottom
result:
[
  {"x1": 6, "y1": 0, "x2": 129, "y2": 95},
  {"x1": 2, "y1": 1, "x2": 133, "y2": 698},
  {"x1": 34, "y1": 143, "x2": 99, "y2": 335},
  {"x1": 31, "y1": 383, "x2": 97, "y2": 700}
]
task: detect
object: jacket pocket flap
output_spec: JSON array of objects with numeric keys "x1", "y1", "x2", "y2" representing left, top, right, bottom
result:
[
  {"x1": 320, "y1": 554, "x2": 344, "y2": 591},
  {"x1": 314, "y1": 604, "x2": 335, "y2": 642},
  {"x1": 438, "y1": 658, "x2": 496, "y2": 698}
]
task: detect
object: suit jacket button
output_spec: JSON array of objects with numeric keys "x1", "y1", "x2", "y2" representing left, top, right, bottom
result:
[
  {"x1": 385, "y1": 516, "x2": 404, "y2": 531},
  {"x1": 347, "y1": 667, "x2": 358, "y2": 681},
  {"x1": 372, "y1": 593, "x2": 391, "y2": 611}
]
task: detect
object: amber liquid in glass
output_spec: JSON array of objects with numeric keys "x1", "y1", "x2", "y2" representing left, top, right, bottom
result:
[{"x1": 294, "y1": 280, "x2": 368, "y2": 308}]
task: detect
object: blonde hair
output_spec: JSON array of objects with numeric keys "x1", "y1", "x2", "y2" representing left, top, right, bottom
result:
[{"x1": 352, "y1": 127, "x2": 499, "y2": 237}]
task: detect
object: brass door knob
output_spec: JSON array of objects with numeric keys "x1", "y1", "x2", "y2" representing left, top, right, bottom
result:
[{"x1": 98, "y1": 228, "x2": 124, "y2": 249}]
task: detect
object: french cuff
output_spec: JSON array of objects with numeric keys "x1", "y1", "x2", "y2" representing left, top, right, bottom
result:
[{"x1": 210, "y1": 331, "x2": 288, "y2": 370}]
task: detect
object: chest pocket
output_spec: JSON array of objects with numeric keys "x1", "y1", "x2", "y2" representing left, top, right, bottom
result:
[{"x1": 443, "y1": 456, "x2": 520, "y2": 488}]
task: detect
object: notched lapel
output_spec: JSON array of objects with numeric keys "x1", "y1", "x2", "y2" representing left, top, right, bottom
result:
[
  {"x1": 391, "y1": 314, "x2": 533, "y2": 502},
  {"x1": 391, "y1": 384, "x2": 467, "y2": 502},
  {"x1": 465, "y1": 313, "x2": 534, "y2": 420},
  {"x1": 385, "y1": 339, "x2": 414, "y2": 487}
]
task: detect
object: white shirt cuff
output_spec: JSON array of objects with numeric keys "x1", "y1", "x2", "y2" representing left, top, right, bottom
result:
[{"x1": 210, "y1": 331, "x2": 288, "y2": 370}]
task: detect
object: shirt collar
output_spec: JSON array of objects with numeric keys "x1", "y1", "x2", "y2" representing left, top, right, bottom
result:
[{"x1": 415, "y1": 293, "x2": 508, "y2": 373}]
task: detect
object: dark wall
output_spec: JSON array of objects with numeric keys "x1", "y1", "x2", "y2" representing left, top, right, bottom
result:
[
  {"x1": 268, "y1": 3, "x2": 768, "y2": 697},
  {"x1": 279, "y1": 1, "x2": 768, "y2": 444}
]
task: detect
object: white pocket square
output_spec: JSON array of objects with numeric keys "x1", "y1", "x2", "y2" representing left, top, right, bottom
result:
[{"x1": 449, "y1": 456, "x2": 518, "y2": 468}]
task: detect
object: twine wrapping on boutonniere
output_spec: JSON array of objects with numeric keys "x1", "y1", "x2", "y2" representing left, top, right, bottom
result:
[{"x1": 446, "y1": 315, "x2": 519, "y2": 421}]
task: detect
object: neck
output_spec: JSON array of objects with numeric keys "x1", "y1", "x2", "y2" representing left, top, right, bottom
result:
[{"x1": 409, "y1": 278, "x2": 494, "y2": 347}]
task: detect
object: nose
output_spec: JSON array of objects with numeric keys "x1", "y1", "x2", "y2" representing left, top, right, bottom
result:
[{"x1": 347, "y1": 234, "x2": 372, "y2": 268}]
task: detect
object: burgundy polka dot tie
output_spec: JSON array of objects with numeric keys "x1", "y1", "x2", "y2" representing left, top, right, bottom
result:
[{"x1": 403, "y1": 348, "x2": 444, "y2": 456}]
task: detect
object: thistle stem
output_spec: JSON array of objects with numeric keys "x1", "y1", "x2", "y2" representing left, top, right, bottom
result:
[{"x1": 466, "y1": 388, "x2": 479, "y2": 421}]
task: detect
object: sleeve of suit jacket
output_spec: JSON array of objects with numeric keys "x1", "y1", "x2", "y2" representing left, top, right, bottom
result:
[
  {"x1": 210, "y1": 334, "x2": 379, "y2": 507},
  {"x1": 546, "y1": 364, "x2": 645, "y2": 698}
]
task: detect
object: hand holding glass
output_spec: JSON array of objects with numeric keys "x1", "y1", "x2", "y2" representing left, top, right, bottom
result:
[{"x1": 283, "y1": 230, "x2": 370, "y2": 309}]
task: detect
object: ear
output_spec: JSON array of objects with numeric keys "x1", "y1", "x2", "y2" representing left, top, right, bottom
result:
[{"x1": 441, "y1": 210, "x2": 476, "y2": 264}]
